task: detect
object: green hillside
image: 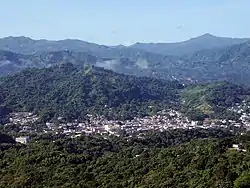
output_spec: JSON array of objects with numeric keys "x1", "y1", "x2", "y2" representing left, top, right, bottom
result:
[
  {"x1": 0, "y1": 63, "x2": 182, "y2": 121},
  {"x1": 181, "y1": 82, "x2": 250, "y2": 120},
  {"x1": 2, "y1": 129, "x2": 250, "y2": 187},
  {"x1": 0, "y1": 64, "x2": 249, "y2": 122}
]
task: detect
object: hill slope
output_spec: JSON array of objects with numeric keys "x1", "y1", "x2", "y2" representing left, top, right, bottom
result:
[
  {"x1": 1, "y1": 64, "x2": 250, "y2": 122},
  {"x1": 181, "y1": 82, "x2": 250, "y2": 120},
  {"x1": 179, "y1": 41, "x2": 250, "y2": 85},
  {"x1": 2, "y1": 40, "x2": 250, "y2": 86},
  {"x1": 0, "y1": 50, "x2": 99, "y2": 76},
  {"x1": 1, "y1": 35, "x2": 250, "y2": 86},
  {"x1": 0, "y1": 48, "x2": 178, "y2": 79},
  {"x1": 0, "y1": 64, "x2": 182, "y2": 121}
]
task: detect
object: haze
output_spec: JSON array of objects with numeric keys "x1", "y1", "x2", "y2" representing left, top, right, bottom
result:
[{"x1": 0, "y1": 0, "x2": 250, "y2": 45}]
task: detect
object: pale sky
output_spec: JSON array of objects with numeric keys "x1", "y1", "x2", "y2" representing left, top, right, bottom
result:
[{"x1": 0, "y1": 0, "x2": 249, "y2": 45}]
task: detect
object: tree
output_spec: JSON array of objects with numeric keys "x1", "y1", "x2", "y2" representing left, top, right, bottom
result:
[{"x1": 234, "y1": 172, "x2": 250, "y2": 188}]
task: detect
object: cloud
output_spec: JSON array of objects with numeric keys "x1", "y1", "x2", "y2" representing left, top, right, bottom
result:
[
  {"x1": 95, "y1": 59, "x2": 120, "y2": 71},
  {"x1": 176, "y1": 25, "x2": 183, "y2": 30},
  {"x1": 0, "y1": 60, "x2": 12, "y2": 66},
  {"x1": 135, "y1": 59, "x2": 149, "y2": 69}
]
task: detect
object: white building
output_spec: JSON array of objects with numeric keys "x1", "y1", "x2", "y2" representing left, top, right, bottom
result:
[{"x1": 15, "y1": 136, "x2": 30, "y2": 144}]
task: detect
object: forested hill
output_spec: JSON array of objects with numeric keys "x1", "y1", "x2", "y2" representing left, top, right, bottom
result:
[
  {"x1": 1, "y1": 63, "x2": 250, "y2": 122},
  {"x1": 0, "y1": 63, "x2": 182, "y2": 121},
  {"x1": 1, "y1": 128, "x2": 250, "y2": 187},
  {"x1": 181, "y1": 82, "x2": 250, "y2": 120}
]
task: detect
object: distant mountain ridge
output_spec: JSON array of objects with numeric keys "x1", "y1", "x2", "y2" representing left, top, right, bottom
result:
[
  {"x1": 0, "y1": 34, "x2": 250, "y2": 86},
  {"x1": 0, "y1": 36, "x2": 110, "y2": 55},
  {"x1": 1, "y1": 40, "x2": 250, "y2": 86},
  {"x1": 131, "y1": 33, "x2": 250, "y2": 56},
  {"x1": 0, "y1": 34, "x2": 249, "y2": 56}
]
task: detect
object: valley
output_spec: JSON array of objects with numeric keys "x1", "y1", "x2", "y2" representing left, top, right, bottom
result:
[
  {"x1": 1, "y1": 34, "x2": 250, "y2": 188},
  {"x1": 2, "y1": 1, "x2": 250, "y2": 187}
]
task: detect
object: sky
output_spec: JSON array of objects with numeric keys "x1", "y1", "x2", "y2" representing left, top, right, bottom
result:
[{"x1": 0, "y1": 0, "x2": 249, "y2": 45}]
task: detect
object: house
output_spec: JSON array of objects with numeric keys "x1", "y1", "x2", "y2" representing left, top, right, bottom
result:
[
  {"x1": 15, "y1": 136, "x2": 30, "y2": 144},
  {"x1": 232, "y1": 144, "x2": 246, "y2": 152},
  {"x1": 232, "y1": 144, "x2": 240, "y2": 150}
]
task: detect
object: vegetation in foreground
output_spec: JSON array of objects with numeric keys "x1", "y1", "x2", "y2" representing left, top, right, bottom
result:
[{"x1": 1, "y1": 129, "x2": 250, "y2": 188}]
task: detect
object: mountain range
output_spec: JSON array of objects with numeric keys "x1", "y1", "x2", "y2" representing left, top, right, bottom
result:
[
  {"x1": 0, "y1": 34, "x2": 250, "y2": 85},
  {"x1": 0, "y1": 33, "x2": 248, "y2": 56},
  {"x1": 131, "y1": 33, "x2": 249, "y2": 56}
]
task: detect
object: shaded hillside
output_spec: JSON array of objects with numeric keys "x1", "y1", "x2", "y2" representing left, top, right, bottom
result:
[
  {"x1": 0, "y1": 106, "x2": 12, "y2": 124},
  {"x1": 133, "y1": 41, "x2": 250, "y2": 86},
  {"x1": 0, "y1": 48, "x2": 177, "y2": 79},
  {"x1": 1, "y1": 40, "x2": 250, "y2": 86},
  {"x1": 179, "y1": 41, "x2": 250, "y2": 85},
  {"x1": 0, "y1": 50, "x2": 99, "y2": 76},
  {"x1": 0, "y1": 133, "x2": 15, "y2": 144},
  {"x1": 129, "y1": 41, "x2": 250, "y2": 86},
  {"x1": 0, "y1": 64, "x2": 182, "y2": 121}
]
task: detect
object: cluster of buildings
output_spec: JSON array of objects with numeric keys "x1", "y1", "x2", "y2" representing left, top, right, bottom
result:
[
  {"x1": 38, "y1": 110, "x2": 204, "y2": 136},
  {"x1": 4, "y1": 104, "x2": 250, "y2": 142},
  {"x1": 8, "y1": 112, "x2": 39, "y2": 125},
  {"x1": 40, "y1": 109, "x2": 250, "y2": 136},
  {"x1": 228, "y1": 101, "x2": 250, "y2": 127}
]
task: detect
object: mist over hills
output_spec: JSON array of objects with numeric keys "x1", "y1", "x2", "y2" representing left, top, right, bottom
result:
[{"x1": 0, "y1": 34, "x2": 250, "y2": 86}]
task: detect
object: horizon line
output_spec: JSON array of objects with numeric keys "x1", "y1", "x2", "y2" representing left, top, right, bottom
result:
[{"x1": 0, "y1": 33, "x2": 249, "y2": 46}]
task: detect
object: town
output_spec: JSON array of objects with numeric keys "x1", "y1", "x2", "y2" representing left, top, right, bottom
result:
[{"x1": 4, "y1": 103, "x2": 250, "y2": 144}]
